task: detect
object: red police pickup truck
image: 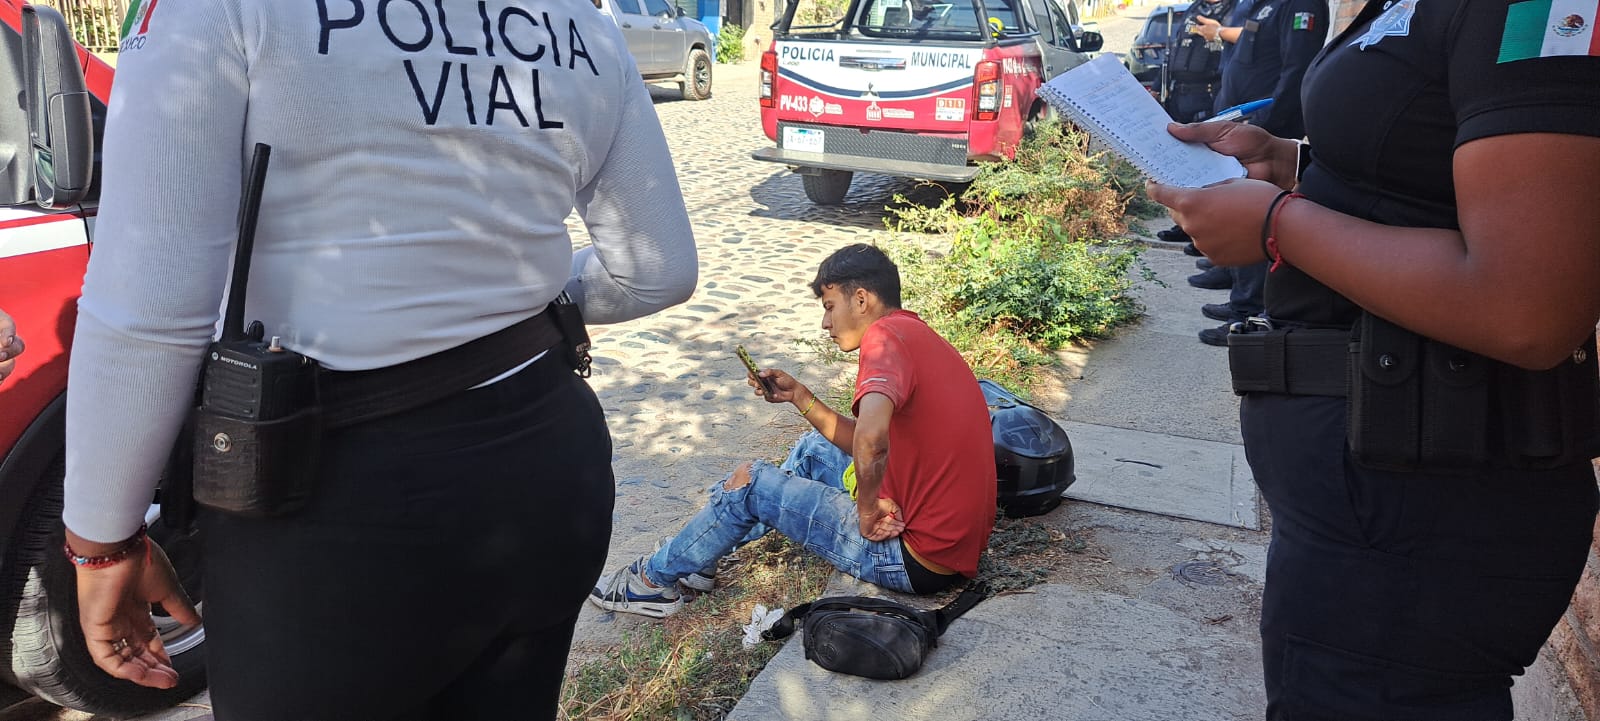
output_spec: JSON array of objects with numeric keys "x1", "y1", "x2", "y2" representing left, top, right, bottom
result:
[
  {"x1": 0, "y1": 3, "x2": 208, "y2": 715},
  {"x1": 752, "y1": 0, "x2": 1102, "y2": 204}
]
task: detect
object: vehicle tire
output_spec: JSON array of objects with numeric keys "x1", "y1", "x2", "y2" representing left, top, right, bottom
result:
[
  {"x1": 681, "y1": 48, "x2": 712, "y2": 101},
  {"x1": 0, "y1": 454, "x2": 207, "y2": 715},
  {"x1": 1024, "y1": 102, "x2": 1058, "y2": 139},
  {"x1": 801, "y1": 169, "x2": 853, "y2": 205}
]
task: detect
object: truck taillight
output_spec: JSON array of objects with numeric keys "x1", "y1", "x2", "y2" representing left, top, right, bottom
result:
[
  {"x1": 760, "y1": 51, "x2": 778, "y2": 108},
  {"x1": 973, "y1": 61, "x2": 1000, "y2": 121}
]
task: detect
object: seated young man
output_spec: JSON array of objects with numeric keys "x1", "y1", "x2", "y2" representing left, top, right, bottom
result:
[{"x1": 591, "y1": 244, "x2": 997, "y2": 618}]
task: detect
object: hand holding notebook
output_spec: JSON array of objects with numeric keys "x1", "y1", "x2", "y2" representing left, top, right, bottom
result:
[{"x1": 1038, "y1": 54, "x2": 1247, "y2": 188}]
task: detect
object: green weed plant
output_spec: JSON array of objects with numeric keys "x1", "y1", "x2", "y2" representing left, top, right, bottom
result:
[
  {"x1": 716, "y1": 24, "x2": 747, "y2": 63},
  {"x1": 885, "y1": 121, "x2": 1150, "y2": 390}
]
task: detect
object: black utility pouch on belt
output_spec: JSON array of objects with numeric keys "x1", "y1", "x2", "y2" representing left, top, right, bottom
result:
[
  {"x1": 1347, "y1": 312, "x2": 1499, "y2": 470},
  {"x1": 1347, "y1": 312, "x2": 1600, "y2": 471},
  {"x1": 1495, "y1": 333, "x2": 1600, "y2": 469},
  {"x1": 761, "y1": 584, "x2": 988, "y2": 680}
]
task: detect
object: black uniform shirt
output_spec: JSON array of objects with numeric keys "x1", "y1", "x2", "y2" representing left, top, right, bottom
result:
[
  {"x1": 1216, "y1": 0, "x2": 1329, "y2": 135},
  {"x1": 1267, "y1": 0, "x2": 1600, "y2": 328},
  {"x1": 1170, "y1": 0, "x2": 1241, "y2": 81}
]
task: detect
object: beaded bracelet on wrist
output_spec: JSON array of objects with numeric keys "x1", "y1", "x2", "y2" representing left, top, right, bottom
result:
[{"x1": 63, "y1": 524, "x2": 149, "y2": 570}]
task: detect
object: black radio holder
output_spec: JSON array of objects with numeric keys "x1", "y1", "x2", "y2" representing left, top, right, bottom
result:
[{"x1": 191, "y1": 144, "x2": 323, "y2": 517}]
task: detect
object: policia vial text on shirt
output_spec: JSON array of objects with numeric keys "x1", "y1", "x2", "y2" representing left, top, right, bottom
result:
[{"x1": 317, "y1": 0, "x2": 603, "y2": 127}]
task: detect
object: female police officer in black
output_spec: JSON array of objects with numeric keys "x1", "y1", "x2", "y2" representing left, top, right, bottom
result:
[{"x1": 1147, "y1": 0, "x2": 1600, "y2": 716}]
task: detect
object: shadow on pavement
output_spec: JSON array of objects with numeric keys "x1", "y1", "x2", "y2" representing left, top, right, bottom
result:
[{"x1": 745, "y1": 169, "x2": 966, "y2": 231}]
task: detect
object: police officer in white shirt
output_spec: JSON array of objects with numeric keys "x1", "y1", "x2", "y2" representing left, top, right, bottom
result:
[{"x1": 60, "y1": 1, "x2": 698, "y2": 718}]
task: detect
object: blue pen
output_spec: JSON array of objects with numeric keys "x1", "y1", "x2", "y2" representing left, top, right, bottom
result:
[{"x1": 1204, "y1": 98, "x2": 1275, "y2": 123}]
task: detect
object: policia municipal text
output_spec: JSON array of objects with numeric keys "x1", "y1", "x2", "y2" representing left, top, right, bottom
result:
[
  {"x1": 1148, "y1": 0, "x2": 1600, "y2": 717},
  {"x1": 59, "y1": 1, "x2": 697, "y2": 719}
]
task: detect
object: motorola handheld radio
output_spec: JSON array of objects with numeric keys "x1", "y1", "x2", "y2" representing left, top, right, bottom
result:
[{"x1": 193, "y1": 143, "x2": 323, "y2": 517}]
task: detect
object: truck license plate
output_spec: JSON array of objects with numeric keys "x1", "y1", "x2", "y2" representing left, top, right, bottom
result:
[{"x1": 783, "y1": 127, "x2": 826, "y2": 154}]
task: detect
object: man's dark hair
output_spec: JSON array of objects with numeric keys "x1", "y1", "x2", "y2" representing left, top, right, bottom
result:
[{"x1": 809, "y1": 244, "x2": 901, "y2": 308}]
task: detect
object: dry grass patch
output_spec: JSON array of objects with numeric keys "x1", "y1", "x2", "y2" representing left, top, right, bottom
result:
[
  {"x1": 559, "y1": 535, "x2": 833, "y2": 721},
  {"x1": 561, "y1": 512, "x2": 1089, "y2": 721}
]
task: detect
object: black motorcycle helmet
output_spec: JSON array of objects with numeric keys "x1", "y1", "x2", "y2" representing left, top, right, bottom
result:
[{"x1": 979, "y1": 380, "x2": 1075, "y2": 518}]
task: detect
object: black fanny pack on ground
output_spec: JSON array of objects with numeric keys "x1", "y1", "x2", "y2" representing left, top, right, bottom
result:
[
  {"x1": 761, "y1": 584, "x2": 987, "y2": 680},
  {"x1": 1227, "y1": 313, "x2": 1600, "y2": 471}
]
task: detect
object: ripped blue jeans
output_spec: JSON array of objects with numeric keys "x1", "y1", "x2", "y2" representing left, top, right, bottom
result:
[{"x1": 643, "y1": 430, "x2": 915, "y2": 594}]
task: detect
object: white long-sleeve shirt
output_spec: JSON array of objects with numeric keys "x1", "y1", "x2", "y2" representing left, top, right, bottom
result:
[{"x1": 64, "y1": 0, "x2": 698, "y2": 542}]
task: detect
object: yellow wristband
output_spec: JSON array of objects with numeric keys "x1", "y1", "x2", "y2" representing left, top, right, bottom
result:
[{"x1": 798, "y1": 396, "x2": 817, "y2": 417}]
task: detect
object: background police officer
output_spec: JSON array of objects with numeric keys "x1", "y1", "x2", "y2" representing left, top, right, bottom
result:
[
  {"x1": 1163, "y1": 0, "x2": 1238, "y2": 123},
  {"x1": 1186, "y1": 0, "x2": 1325, "y2": 346}
]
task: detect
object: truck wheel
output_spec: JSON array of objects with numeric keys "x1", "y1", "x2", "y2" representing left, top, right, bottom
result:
[
  {"x1": 1024, "y1": 102, "x2": 1058, "y2": 139},
  {"x1": 801, "y1": 170, "x2": 853, "y2": 205},
  {"x1": 681, "y1": 48, "x2": 712, "y2": 101},
  {"x1": 0, "y1": 455, "x2": 207, "y2": 715}
]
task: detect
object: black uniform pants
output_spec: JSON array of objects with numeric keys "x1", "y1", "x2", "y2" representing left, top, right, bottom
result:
[
  {"x1": 200, "y1": 351, "x2": 616, "y2": 721},
  {"x1": 1166, "y1": 81, "x2": 1220, "y2": 123},
  {"x1": 1241, "y1": 393, "x2": 1597, "y2": 721}
]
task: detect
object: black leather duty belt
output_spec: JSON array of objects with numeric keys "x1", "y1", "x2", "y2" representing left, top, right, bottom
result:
[
  {"x1": 318, "y1": 306, "x2": 566, "y2": 429},
  {"x1": 1226, "y1": 321, "x2": 1350, "y2": 397}
]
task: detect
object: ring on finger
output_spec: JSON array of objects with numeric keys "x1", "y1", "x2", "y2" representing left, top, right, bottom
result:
[{"x1": 110, "y1": 638, "x2": 129, "y2": 654}]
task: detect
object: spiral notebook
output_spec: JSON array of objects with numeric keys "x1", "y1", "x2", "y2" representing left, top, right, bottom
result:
[{"x1": 1039, "y1": 54, "x2": 1246, "y2": 188}]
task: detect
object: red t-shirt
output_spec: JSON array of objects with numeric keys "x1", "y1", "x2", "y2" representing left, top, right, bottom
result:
[{"x1": 852, "y1": 310, "x2": 996, "y2": 576}]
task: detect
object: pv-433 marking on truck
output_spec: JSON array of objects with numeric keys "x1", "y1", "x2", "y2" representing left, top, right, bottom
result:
[{"x1": 752, "y1": 0, "x2": 1103, "y2": 204}]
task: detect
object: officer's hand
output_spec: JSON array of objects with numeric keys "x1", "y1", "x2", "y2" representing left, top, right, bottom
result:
[
  {"x1": 1146, "y1": 178, "x2": 1285, "y2": 266},
  {"x1": 0, "y1": 308, "x2": 24, "y2": 386},
  {"x1": 1166, "y1": 122, "x2": 1300, "y2": 190},
  {"x1": 750, "y1": 368, "x2": 807, "y2": 405},
  {"x1": 1190, "y1": 15, "x2": 1222, "y2": 41},
  {"x1": 70, "y1": 533, "x2": 201, "y2": 689},
  {"x1": 858, "y1": 496, "x2": 906, "y2": 542}
]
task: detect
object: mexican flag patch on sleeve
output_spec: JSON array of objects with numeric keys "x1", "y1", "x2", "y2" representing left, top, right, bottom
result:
[
  {"x1": 1498, "y1": 0, "x2": 1600, "y2": 62},
  {"x1": 1291, "y1": 11, "x2": 1316, "y2": 30},
  {"x1": 119, "y1": 0, "x2": 160, "y2": 42}
]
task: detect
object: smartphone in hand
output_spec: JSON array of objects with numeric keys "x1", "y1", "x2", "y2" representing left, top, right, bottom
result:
[{"x1": 736, "y1": 345, "x2": 778, "y2": 396}]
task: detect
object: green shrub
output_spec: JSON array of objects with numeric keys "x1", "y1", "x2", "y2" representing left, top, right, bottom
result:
[
  {"x1": 797, "y1": 0, "x2": 851, "y2": 26},
  {"x1": 889, "y1": 221, "x2": 1143, "y2": 349},
  {"x1": 882, "y1": 120, "x2": 1149, "y2": 388},
  {"x1": 716, "y1": 23, "x2": 747, "y2": 63}
]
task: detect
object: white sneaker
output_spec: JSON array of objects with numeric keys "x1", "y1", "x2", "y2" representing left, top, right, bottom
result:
[
  {"x1": 651, "y1": 536, "x2": 718, "y2": 592},
  {"x1": 680, "y1": 568, "x2": 717, "y2": 593},
  {"x1": 588, "y1": 558, "x2": 683, "y2": 618}
]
